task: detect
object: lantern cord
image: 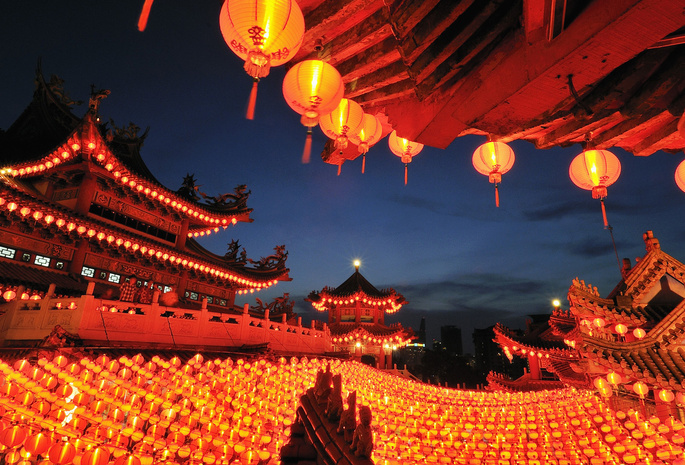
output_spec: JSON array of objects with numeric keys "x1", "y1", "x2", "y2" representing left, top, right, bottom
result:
[
  {"x1": 137, "y1": 0, "x2": 155, "y2": 32},
  {"x1": 602, "y1": 198, "x2": 623, "y2": 276},
  {"x1": 362, "y1": 154, "x2": 366, "y2": 174},
  {"x1": 404, "y1": 164, "x2": 408, "y2": 185},
  {"x1": 166, "y1": 315, "x2": 177, "y2": 347},
  {"x1": 246, "y1": 79, "x2": 259, "y2": 120},
  {"x1": 495, "y1": 183, "x2": 500, "y2": 208},
  {"x1": 567, "y1": 75, "x2": 593, "y2": 116},
  {"x1": 302, "y1": 128, "x2": 313, "y2": 164}
]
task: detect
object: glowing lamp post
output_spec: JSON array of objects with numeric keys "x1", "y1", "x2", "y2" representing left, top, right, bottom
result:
[
  {"x1": 349, "y1": 114, "x2": 383, "y2": 173},
  {"x1": 282, "y1": 60, "x2": 344, "y2": 163},
  {"x1": 569, "y1": 149, "x2": 621, "y2": 228},
  {"x1": 219, "y1": 0, "x2": 305, "y2": 119},
  {"x1": 388, "y1": 131, "x2": 423, "y2": 185},
  {"x1": 472, "y1": 141, "x2": 515, "y2": 207}
]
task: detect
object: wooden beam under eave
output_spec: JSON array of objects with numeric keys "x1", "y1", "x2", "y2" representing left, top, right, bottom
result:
[
  {"x1": 296, "y1": 0, "x2": 386, "y2": 61},
  {"x1": 335, "y1": 37, "x2": 402, "y2": 83},
  {"x1": 631, "y1": 118, "x2": 680, "y2": 156},
  {"x1": 354, "y1": 80, "x2": 416, "y2": 107},
  {"x1": 397, "y1": 0, "x2": 476, "y2": 65},
  {"x1": 534, "y1": 113, "x2": 618, "y2": 149},
  {"x1": 414, "y1": 6, "x2": 520, "y2": 101},
  {"x1": 345, "y1": 62, "x2": 409, "y2": 99},
  {"x1": 390, "y1": 0, "x2": 441, "y2": 39},
  {"x1": 313, "y1": 10, "x2": 393, "y2": 66},
  {"x1": 591, "y1": 110, "x2": 671, "y2": 151},
  {"x1": 408, "y1": 0, "x2": 506, "y2": 86}
]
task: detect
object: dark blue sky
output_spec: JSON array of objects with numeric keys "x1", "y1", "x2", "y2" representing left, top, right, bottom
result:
[{"x1": 2, "y1": 2, "x2": 684, "y2": 352}]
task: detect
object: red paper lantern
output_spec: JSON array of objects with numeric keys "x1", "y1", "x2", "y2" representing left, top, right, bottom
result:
[
  {"x1": 48, "y1": 441, "x2": 76, "y2": 464},
  {"x1": 349, "y1": 113, "x2": 383, "y2": 173},
  {"x1": 24, "y1": 432, "x2": 51, "y2": 456},
  {"x1": 1, "y1": 425, "x2": 27, "y2": 448},
  {"x1": 283, "y1": 60, "x2": 344, "y2": 162},
  {"x1": 633, "y1": 381, "x2": 649, "y2": 398},
  {"x1": 81, "y1": 447, "x2": 111, "y2": 465},
  {"x1": 388, "y1": 130, "x2": 423, "y2": 185},
  {"x1": 569, "y1": 149, "x2": 621, "y2": 228},
  {"x1": 220, "y1": 0, "x2": 305, "y2": 119},
  {"x1": 472, "y1": 141, "x2": 515, "y2": 207}
]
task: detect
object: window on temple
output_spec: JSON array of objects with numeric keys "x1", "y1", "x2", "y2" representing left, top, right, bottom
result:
[
  {"x1": 188, "y1": 291, "x2": 199, "y2": 301},
  {"x1": 21, "y1": 253, "x2": 31, "y2": 262},
  {"x1": 0, "y1": 246, "x2": 16, "y2": 259},
  {"x1": 55, "y1": 261, "x2": 64, "y2": 270},
  {"x1": 81, "y1": 266, "x2": 95, "y2": 278},
  {"x1": 219, "y1": 299, "x2": 227, "y2": 307},
  {"x1": 108, "y1": 273, "x2": 121, "y2": 284},
  {"x1": 341, "y1": 307, "x2": 354, "y2": 322},
  {"x1": 547, "y1": 0, "x2": 590, "y2": 40},
  {"x1": 206, "y1": 296, "x2": 214, "y2": 304},
  {"x1": 34, "y1": 255, "x2": 51, "y2": 267},
  {"x1": 361, "y1": 308, "x2": 373, "y2": 323}
]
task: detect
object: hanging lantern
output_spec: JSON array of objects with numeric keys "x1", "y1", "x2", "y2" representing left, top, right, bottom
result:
[
  {"x1": 607, "y1": 372, "x2": 622, "y2": 385},
  {"x1": 569, "y1": 149, "x2": 621, "y2": 228},
  {"x1": 675, "y1": 159, "x2": 685, "y2": 193},
  {"x1": 472, "y1": 141, "x2": 515, "y2": 207},
  {"x1": 659, "y1": 389, "x2": 675, "y2": 403},
  {"x1": 349, "y1": 113, "x2": 383, "y2": 173},
  {"x1": 633, "y1": 381, "x2": 649, "y2": 398},
  {"x1": 283, "y1": 60, "x2": 345, "y2": 163},
  {"x1": 388, "y1": 130, "x2": 423, "y2": 185},
  {"x1": 219, "y1": 0, "x2": 305, "y2": 119},
  {"x1": 614, "y1": 323, "x2": 627, "y2": 336},
  {"x1": 633, "y1": 327, "x2": 646, "y2": 339},
  {"x1": 319, "y1": 98, "x2": 364, "y2": 154}
]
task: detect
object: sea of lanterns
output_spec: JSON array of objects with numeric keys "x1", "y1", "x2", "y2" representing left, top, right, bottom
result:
[{"x1": 0, "y1": 352, "x2": 684, "y2": 464}]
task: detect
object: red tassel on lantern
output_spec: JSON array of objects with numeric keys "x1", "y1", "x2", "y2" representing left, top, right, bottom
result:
[
  {"x1": 246, "y1": 79, "x2": 259, "y2": 120},
  {"x1": 302, "y1": 128, "x2": 313, "y2": 164},
  {"x1": 362, "y1": 155, "x2": 366, "y2": 174},
  {"x1": 404, "y1": 164, "x2": 408, "y2": 185},
  {"x1": 138, "y1": 0, "x2": 155, "y2": 31},
  {"x1": 495, "y1": 184, "x2": 500, "y2": 208}
]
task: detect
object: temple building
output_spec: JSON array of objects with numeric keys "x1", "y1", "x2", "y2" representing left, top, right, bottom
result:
[
  {"x1": 490, "y1": 231, "x2": 685, "y2": 415},
  {"x1": 0, "y1": 69, "x2": 328, "y2": 353},
  {"x1": 307, "y1": 260, "x2": 412, "y2": 368}
]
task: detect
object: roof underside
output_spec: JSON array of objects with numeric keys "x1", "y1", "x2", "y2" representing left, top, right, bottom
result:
[{"x1": 295, "y1": 0, "x2": 685, "y2": 154}]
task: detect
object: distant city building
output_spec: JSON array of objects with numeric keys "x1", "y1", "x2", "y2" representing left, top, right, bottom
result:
[{"x1": 440, "y1": 325, "x2": 463, "y2": 356}]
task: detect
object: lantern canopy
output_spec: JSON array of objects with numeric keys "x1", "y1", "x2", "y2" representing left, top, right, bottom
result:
[
  {"x1": 676, "y1": 159, "x2": 685, "y2": 193},
  {"x1": 349, "y1": 113, "x2": 383, "y2": 173},
  {"x1": 219, "y1": 0, "x2": 305, "y2": 119},
  {"x1": 388, "y1": 130, "x2": 423, "y2": 185},
  {"x1": 319, "y1": 99, "x2": 364, "y2": 153},
  {"x1": 472, "y1": 141, "x2": 515, "y2": 207},
  {"x1": 282, "y1": 60, "x2": 345, "y2": 163},
  {"x1": 569, "y1": 149, "x2": 621, "y2": 228}
]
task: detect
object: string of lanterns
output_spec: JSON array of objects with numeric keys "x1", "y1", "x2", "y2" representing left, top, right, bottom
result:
[{"x1": 138, "y1": 0, "x2": 684, "y2": 198}]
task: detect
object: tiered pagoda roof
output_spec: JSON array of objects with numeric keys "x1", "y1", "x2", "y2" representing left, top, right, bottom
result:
[
  {"x1": 491, "y1": 231, "x2": 685, "y2": 402},
  {"x1": 0, "y1": 67, "x2": 290, "y2": 299}
]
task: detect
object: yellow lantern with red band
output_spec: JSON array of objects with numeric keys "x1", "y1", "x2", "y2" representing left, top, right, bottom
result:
[
  {"x1": 319, "y1": 98, "x2": 364, "y2": 154},
  {"x1": 388, "y1": 130, "x2": 423, "y2": 185},
  {"x1": 349, "y1": 113, "x2": 383, "y2": 173},
  {"x1": 219, "y1": 0, "x2": 305, "y2": 119},
  {"x1": 283, "y1": 60, "x2": 344, "y2": 163},
  {"x1": 569, "y1": 149, "x2": 621, "y2": 228},
  {"x1": 472, "y1": 141, "x2": 515, "y2": 207}
]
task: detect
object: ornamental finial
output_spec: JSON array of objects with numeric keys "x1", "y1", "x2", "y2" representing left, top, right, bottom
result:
[{"x1": 354, "y1": 260, "x2": 360, "y2": 271}]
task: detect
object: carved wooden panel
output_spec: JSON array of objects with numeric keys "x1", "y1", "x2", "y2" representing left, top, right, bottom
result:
[
  {"x1": 83, "y1": 253, "x2": 155, "y2": 281},
  {"x1": 94, "y1": 190, "x2": 180, "y2": 234},
  {"x1": 53, "y1": 188, "x2": 79, "y2": 202},
  {"x1": 0, "y1": 231, "x2": 74, "y2": 260},
  {"x1": 185, "y1": 281, "x2": 231, "y2": 299}
]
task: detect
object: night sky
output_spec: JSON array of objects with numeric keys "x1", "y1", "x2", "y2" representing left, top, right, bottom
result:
[{"x1": 2, "y1": 2, "x2": 684, "y2": 352}]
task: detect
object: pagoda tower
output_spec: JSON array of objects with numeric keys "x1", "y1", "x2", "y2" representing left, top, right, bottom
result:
[{"x1": 307, "y1": 260, "x2": 412, "y2": 369}]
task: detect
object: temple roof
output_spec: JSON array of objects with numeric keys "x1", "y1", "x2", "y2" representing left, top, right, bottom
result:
[
  {"x1": 295, "y1": 0, "x2": 685, "y2": 154},
  {"x1": 307, "y1": 267, "x2": 406, "y2": 313},
  {"x1": 0, "y1": 68, "x2": 254, "y2": 231}
]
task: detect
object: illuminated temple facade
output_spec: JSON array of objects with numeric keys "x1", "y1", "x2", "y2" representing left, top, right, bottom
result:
[
  {"x1": 0, "y1": 70, "x2": 329, "y2": 353},
  {"x1": 491, "y1": 231, "x2": 685, "y2": 414},
  {"x1": 307, "y1": 261, "x2": 412, "y2": 369}
]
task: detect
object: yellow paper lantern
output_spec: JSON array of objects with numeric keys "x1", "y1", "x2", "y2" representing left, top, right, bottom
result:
[
  {"x1": 569, "y1": 149, "x2": 621, "y2": 228},
  {"x1": 349, "y1": 113, "x2": 383, "y2": 173},
  {"x1": 219, "y1": 0, "x2": 305, "y2": 119},
  {"x1": 388, "y1": 130, "x2": 423, "y2": 185},
  {"x1": 472, "y1": 141, "x2": 515, "y2": 207},
  {"x1": 319, "y1": 98, "x2": 364, "y2": 153},
  {"x1": 675, "y1": 159, "x2": 685, "y2": 192},
  {"x1": 282, "y1": 60, "x2": 345, "y2": 162}
]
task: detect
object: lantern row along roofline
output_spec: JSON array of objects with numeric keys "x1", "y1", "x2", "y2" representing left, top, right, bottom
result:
[
  {"x1": 331, "y1": 327, "x2": 411, "y2": 349},
  {"x1": 0, "y1": 116, "x2": 250, "y2": 233},
  {"x1": 568, "y1": 288, "x2": 649, "y2": 326},
  {"x1": 0, "y1": 187, "x2": 283, "y2": 291},
  {"x1": 309, "y1": 292, "x2": 403, "y2": 314},
  {"x1": 493, "y1": 325, "x2": 576, "y2": 360}
]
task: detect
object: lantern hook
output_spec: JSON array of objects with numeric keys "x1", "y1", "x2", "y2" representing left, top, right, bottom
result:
[{"x1": 567, "y1": 75, "x2": 593, "y2": 117}]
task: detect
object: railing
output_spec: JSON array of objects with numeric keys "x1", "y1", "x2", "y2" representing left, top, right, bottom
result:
[{"x1": 0, "y1": 284, "x2": 330, "y2": 354}]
